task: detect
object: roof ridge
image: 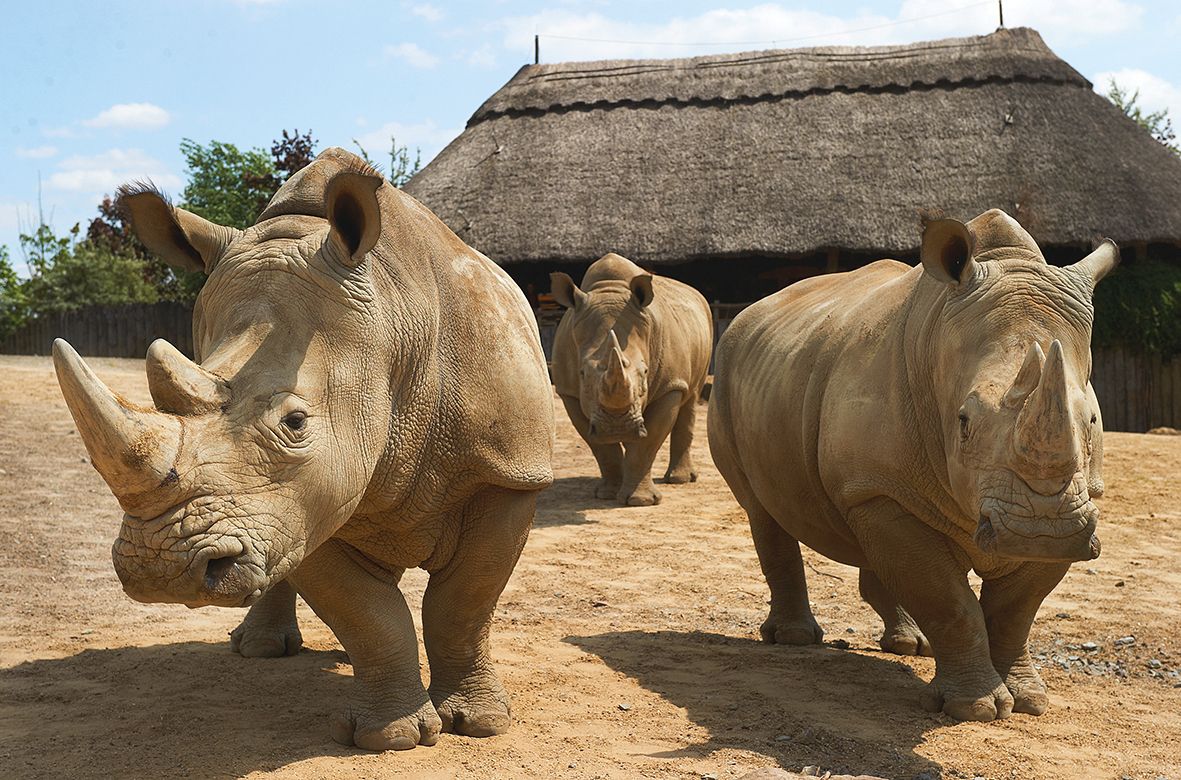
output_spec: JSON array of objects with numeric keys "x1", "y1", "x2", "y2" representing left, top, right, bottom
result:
[
  {"x1": 469, "y1": 27, "x2": 1085, "y2": 125},
  {"x1": 469, "y1": 72, "x2": 1087, "y2": 128}
]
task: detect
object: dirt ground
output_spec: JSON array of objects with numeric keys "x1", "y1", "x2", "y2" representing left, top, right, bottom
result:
[{"x1": 0, "y1": 355, "x2": 1178, "y2": 780}]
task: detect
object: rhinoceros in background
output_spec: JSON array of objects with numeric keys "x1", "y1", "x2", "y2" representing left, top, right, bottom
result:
[
  {"x1": 709, "y1": 209, "x2": 1118, "y2": 721},
  {"x1": 52, "y1": 148, "x2": 554, "y2": 750},
  {"x1": 550, "y1": 254, "x2": 712, "y2": 506}
]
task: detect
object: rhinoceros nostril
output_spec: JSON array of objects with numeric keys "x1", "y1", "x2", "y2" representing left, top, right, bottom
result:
[{"x1": 203, "y1": 554, "x2": 239, "y2": 591}]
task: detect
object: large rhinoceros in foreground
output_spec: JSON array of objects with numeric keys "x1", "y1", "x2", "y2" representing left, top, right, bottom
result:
[
  {"x1": 53, "y1": 148, "x2": 554, "y2": 750},
  {"x1": 709, "y1": 209, "x2": 1117, "y2": 721},
  {"x1": 550, "y1": 254, "x2": 712, "y2": 506}
]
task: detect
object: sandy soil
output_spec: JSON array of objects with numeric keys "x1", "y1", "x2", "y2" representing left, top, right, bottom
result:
[{"x1": 0, "y1": 355, "x2": 1178, "y2": 780}]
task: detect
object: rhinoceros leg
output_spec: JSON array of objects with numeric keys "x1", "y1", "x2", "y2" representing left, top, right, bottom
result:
[
  {"x1": 849, "y1": 498, "x2": 1012, "y2": 722},
  {"x1": 229, "y1": 578, "x2": 303, "y2": 658},
  {"x1": 858, "y1": 569, "x2": 931, "y2": 657},
  {"x1": 748, "y1": 503, "x2": 824, "y2": 645},
  {"x1": 619, "y1": 390, "x2": 683, "y2": 506},
  {"x1": 290, "y1": 539, "x2": 441, "y2": 751},
  {"x1": 423, "y1": 486, "x2": 534, "y2": 737},
  {"x1": 559, "y1": 394, "x2": 623, "y2": 499},
  {"x1": 663, "y1": 396, "x2": 699, "y2": 485},
  {"x1": 980, "y1": 561, "x2": 1069, "y2": 715}
]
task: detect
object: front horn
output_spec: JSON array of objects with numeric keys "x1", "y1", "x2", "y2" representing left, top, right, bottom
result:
[{"x1": 53, "y1": 339, "x2": 183, "y2": 514}]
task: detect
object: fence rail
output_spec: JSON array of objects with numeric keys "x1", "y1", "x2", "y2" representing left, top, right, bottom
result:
[
  {"x1": 3, "y1": 304, "x2": 1177, "y2": 432},
  {"x1": 0, "y1": 303, "x2": 195, "y2": 358}
]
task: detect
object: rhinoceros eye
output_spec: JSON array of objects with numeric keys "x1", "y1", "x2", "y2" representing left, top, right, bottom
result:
[
  {"x1": 958, "y1": 411, "x2": 970, "y2": 441},
  {"x1": 281, "y1": 411, "x2": 307, "y2": 432}
]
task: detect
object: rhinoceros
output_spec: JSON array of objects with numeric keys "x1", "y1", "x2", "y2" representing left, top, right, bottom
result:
[
  {"x1": 708, "y1": 209, "x2": 1118, "y2": 721},
  {"x1": 52, "y1": 148, "x2": 554, "y2": 750},
  {"x1": 550, "y1": 254, "x2": 712, "y2": 506}
]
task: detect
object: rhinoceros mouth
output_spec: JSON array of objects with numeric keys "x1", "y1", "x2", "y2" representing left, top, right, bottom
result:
[
  {"x1": 973, "y1": 472, "x2": 1101, "y2": 562},
  {"x1": 587, "y1": 411, "x2": 647, "y2": 443},
  {"x1": 112, "y1": 497, "x2": 270, "y2": 608}
]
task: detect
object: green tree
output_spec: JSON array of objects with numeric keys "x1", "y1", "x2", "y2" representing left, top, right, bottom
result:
[
  {"x1": 0, "y1": 245, "x2": 27, "y2": 340},
  {"x1": 351, "y1": 136, "x2": 422, "y2": 187},
  {"x1": 1106, "y1": 79, "x2": 1179, "y2": 156},
  {"x1": 19, "y1": 222, "x2": 158, "y2": 313},
  {"x1": 178, "y1": 139, "x2": 279, "y2": 228}
]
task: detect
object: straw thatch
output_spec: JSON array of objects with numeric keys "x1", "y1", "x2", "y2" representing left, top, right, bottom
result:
[{"x1": 405, "y1": 27, "x2": 1181, "y2": 266}]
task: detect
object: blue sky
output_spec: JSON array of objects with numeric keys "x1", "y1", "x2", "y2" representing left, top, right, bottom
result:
[{"x1": 2, "y1": 0, "x2": 1179, "y2": 272}]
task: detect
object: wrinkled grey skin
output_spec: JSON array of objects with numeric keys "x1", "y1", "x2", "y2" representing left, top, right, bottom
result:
[
  {"x1": 53, "y1": 147, "x2": 554, "y2": 750},
  {"x1": 550, "y1": 253, "x2": 712, "y2": 506},
  {"x1": 709, "y1": 209, "x2": 1118, "y2": 722}
]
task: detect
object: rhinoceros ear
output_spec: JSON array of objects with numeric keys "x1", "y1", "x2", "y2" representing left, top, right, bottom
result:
[
  {"x1": 549, "y1": 272, "x2": 586, "y2": 309},
  {"x1": 118, "y1": 185, "x2": 241, "y2": 274},
  {"x1": 630, "y1": 274, "x2": 655, "y2": 308},
  {"x1": 325, "y1": 171, "x2": 383, "y2": 268},
  {"x1": 921, "y1": 218, "x2": 977, "y2": 286},
  {"x1": 1070, "y1": 239, "x2": 1120, "y2": 291}
]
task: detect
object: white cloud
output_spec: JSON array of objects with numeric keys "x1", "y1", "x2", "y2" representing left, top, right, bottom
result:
[
  {"x1": 351, "y1": 119, "x2": 462, "y2": 168},
  {"x1": 466, "y1": 43, "x2": 497, "y2": 69},
  {"x1": 81, "y1": 102, "x2": 171, "y2": 131},
  {"x1": 1093, "y1": 68, "x2": 1181, "y2": 115},
  {"x1": 15, "y1": 145, "x2": 58, "y2": 159},
  {"x1": 410, "y1": 3, "x2": 443, "y2": 22},
  {"x1": 384, "y1": 42, "x2": 440, "y2": 69},
  {"x1": 509, "y1": 0, "x2": 1143, "y2": 62},
  {"x1": 46, "y1": 148, "x2": 182, "y2": 195}
]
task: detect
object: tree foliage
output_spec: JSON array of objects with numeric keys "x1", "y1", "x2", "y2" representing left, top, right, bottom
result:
[
  {"x1": 178, "y1": 139, "x2": 279, "y2": 229},
  {"x1": 352, "y1": 136, "x2": 422, "y2": 187},
  {"x1": 1106, "y1": 79, "x2": 1180, "y2": 156},
  {"x1": 1093, "y1": 256, "x2": 1181, "y2": 358}
]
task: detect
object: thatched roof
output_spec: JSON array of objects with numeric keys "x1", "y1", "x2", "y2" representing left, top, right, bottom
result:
[{"x1": 405, "y1": 27, "x2": 1181, "y2": 266}]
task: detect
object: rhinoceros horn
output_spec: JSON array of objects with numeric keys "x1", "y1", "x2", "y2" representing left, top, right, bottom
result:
[
  {"x1": 1014, "y1": 340, "x2": 1079, "y2": 477},
  {"x1": 145, "y1": 339, "x2": 228, "y2": 415},
  {"x1": 600, "y1": 330, "x2": 633, "y2": 412},
  {"x1": 1003, "y1": 342, "x2": 1045, "y2": 409},
  {"x1": 53, "y1": 339, "x2": 183, "y2": 515}
]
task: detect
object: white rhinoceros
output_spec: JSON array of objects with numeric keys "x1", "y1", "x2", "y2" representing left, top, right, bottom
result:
[
  {"x1": 52, "y1": 148, "x2": 554, "y2": 750},
  {"x1": 550, "y1": 253, "x2": 713, "y2": 506},
  {"x1": 708, "y1": 209, "x2": 1118, "y2": 721}
]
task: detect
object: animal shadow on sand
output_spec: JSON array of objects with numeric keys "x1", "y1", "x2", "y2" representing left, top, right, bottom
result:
[
  {"x1": 532, "y1": 476, "x2": 601, "y2": 526},
  {"x1": 0, "y1": 641, "x2": 359, "y2": 779},
  {"x1": 568, "y1": 630, "x2": 945, "y2": 778}
]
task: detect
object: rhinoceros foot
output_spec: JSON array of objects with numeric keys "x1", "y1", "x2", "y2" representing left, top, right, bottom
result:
[
  {"x1": 878, "y1": 615, "x2": 933, "y2": 657},
  {"x1": 622, "y1": 485, "x2": 662, "y2": 506},
  {"x1": 996, "y1": 653, "x2": 1049, "y2": 715},
  {"x1": 229, "y1": 621, "x2": 302, "y2": 658},
  {"x1": 662, "y1": 466, "x2": 698, "y2": 484},
  {"x1": 431, "y1": 670, "x2": 512, "y2": 737},
  {"x1": 331, "y1": 695, "x2": 442, "y2": 751},
  {"x1": 594, "y1": 478, "x2": 622, "y2": 500},
  {"x1": 759, "y1": 613, "x2": 824, "y2": 646},
  {"x1": 921, "y1": 670, "x2": 1014, "y2": 722}
]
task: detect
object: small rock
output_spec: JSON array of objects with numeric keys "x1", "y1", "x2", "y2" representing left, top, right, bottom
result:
[
  {"x1": 617, "y1": 702, "x2": 631, "y2": 711},
  {"x1": 774, "y1": 734, "x2": 792, "y2": 742},
  {"x1": 1115, "y1": 636, "x2": 1136, "y2": 646},
  {"x1": 830, "y1": 638, "x2": 850, "y2": 650},
  {"x1": 1115, "y1": 580, "x2": 1125, "y2": 588},
  {"x1": 1086, "y1": 568, "x2": 1098, "y2": 575},
  {"x1": 1082, "y1": 641, "x2": 1099, "y2": 652},
  {"x1": 702, "y1": 774, "x2": 718, "y2": 780},
  {"x1": 846, "y1": 627, "x2": 856, "y2": 634},
  {"x1": 591, "y1": 599, "x2": 608, "y2": 607},
  {"x1": 801, "y1": 768, "x2": 820, "y2": 778},
  {"x1": 1148, "y1": 659, "x2": 1163, "y2": 669},
  {"x1": 1055, "y1": 612, "x2": 1070, "y2": 619}
]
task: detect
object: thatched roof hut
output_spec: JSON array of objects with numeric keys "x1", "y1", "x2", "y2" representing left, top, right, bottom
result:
[{"x1": 405, "y1": 26, "x2": 1181, "y2": 302}]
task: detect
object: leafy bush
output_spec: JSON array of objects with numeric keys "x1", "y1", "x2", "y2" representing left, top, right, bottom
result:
[{"x1": 1093, "y1": 257, "x2": 1181, "y2": 358}]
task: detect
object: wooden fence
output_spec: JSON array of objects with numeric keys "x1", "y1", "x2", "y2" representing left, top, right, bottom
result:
[
  {"x1": 0, "y1": 303, "x2": 195, "y2": 359},
  {"x1": 3, "y1": 303, "x2": 1177, "y2": 432}
]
